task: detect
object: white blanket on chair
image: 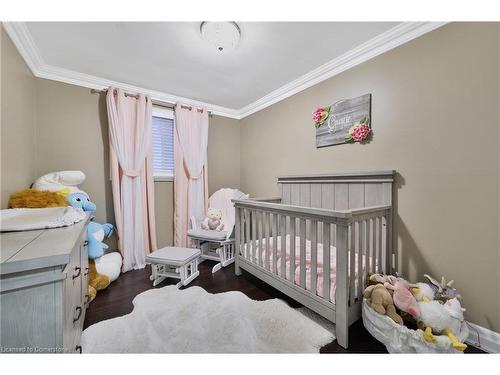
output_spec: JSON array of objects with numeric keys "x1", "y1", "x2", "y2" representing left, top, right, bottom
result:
[{"x1": 208, "y1": 188, "x2": 248, "y2": 238}]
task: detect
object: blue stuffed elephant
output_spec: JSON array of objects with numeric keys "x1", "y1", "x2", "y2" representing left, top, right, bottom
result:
[{"x1": 66, "y1": 192, "x2": 113, "y2": 259}]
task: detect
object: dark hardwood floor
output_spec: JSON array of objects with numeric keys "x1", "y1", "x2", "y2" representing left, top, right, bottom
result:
[{"x1": 84, "y1": 260, "x2": 484, "y2": 354}]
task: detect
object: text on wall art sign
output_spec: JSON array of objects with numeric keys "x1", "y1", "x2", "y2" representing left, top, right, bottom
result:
[{"x1": 313, "y1": 93, "x2": 372, "y2": 148}]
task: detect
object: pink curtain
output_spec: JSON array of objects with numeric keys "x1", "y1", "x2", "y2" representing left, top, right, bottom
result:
[
  {"x1": 107, "y1": 87, "x2": 157, "y2": 272},
  {"x1": 174, "y1": 104, "x2": 209, "y2": 247}
]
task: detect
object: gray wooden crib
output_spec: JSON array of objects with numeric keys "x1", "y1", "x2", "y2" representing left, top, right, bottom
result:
[{"x1": 233, "y1": 171, "x2": 395, "y2": 349}]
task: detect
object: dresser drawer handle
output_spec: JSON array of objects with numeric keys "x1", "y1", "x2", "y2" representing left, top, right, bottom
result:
[
  {"x1": 72, "y1": 266, "x2": 81, "y2": 279},
  {"x1": 84, "y1": 267, "x2": 89, "y2": 276},
  {"x1": 83, "y1": 240, "x2": 89, "y2": 247},
  {"x1": 84, "y1": 294, "x2": 90, "y2": 304},
  {"x1": 73, "y1": 306, "x2": 82, "y2": 323},
  {"x1": 75, "y1": 345, "x2": 82, "y2": 354}
]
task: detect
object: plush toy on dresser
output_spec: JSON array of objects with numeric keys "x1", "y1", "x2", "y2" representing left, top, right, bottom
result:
[
  {"x1": 64, "y1": 190, "x2": 120, "y2": 302},
  {"x1": 34, "y1": 171, "x2": 122, "y2": 302}
]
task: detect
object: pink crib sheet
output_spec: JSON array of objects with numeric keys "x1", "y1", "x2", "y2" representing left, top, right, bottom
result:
[{"x1": 242, "y1": 235, "x2": 366, "y2": 303}]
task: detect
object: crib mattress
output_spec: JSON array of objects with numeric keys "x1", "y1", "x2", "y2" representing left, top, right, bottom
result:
[{"x1": 242, "y1": 235, "x2": 368, "y2": 303}]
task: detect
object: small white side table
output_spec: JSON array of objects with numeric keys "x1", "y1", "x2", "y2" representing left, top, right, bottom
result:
[{"x1": 146, "y1": 247, "x2": 201, "y2": 288}]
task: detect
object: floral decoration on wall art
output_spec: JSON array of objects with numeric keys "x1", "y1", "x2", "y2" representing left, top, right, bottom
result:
[
  {"x1": 313, "y1": 93, "x2": 372, "y2": 148},
  {"x1": 345, "y1": 117, "x2": 371, "y2": 143},
  {"x1": 312, "y1": 107, "x2": 330, "y2": 128}
]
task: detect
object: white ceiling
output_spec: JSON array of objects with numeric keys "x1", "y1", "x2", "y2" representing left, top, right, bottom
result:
[
  {"x1": 26, "y1": 22, "x2": 397, "y2": 108},
  {"x1": 7, "y1": 22, "x2": 445, "y2": 117}
]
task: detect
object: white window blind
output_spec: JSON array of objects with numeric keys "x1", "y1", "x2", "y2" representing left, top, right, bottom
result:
[{"x1": 151, "y1": 107, "x2": 174, "y2": 180}]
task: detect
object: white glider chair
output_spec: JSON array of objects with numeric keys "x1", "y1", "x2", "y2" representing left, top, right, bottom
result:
[{"x1": 187, "y1": 188, "x2": 248, "y2": 273}]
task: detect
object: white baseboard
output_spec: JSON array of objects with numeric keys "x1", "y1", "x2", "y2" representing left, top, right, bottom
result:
[{"x1": 466, "y1": 321, "x2": 500, "y2": 353}]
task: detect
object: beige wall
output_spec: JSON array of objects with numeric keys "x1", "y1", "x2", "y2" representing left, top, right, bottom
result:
[
  {"x1": 208, "y1": 115, "x2": 241, "y2": 194},
  {"x1": 0, "y1": 24, "x2": 37, "y2": 208},
  {"x1": 240, "y1": 23, "x2": 500, "y2": 331},
  {"x1": 34, "y1": 79, "x2": 114, "y2": 224},
  {"x1": 32, "y1": 79, "x2": 240, "y2": 248},
  {"x1": 2, "y1": 22, "x2": 499, "y2": 331}
]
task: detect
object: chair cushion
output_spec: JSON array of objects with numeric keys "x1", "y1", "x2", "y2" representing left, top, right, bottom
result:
[
  {"x1": 187, "y1": 228, "x2": 228, "y2": 241},
  {"x1": 146, "y1": 247, "x2": 201, "y2": 267}
]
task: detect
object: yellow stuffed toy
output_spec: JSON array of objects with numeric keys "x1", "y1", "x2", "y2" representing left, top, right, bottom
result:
[
  {"x1": 9, "y1": 187, "x2": 112, "y2": 303},
  {"x1": 87, "y1": 260, "x2": 110, "y2": 303},
  {"x1": 9, "y1": 188, "x2": 68, "y2": 208}
]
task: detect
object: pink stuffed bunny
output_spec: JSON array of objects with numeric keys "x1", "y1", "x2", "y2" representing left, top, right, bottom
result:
[{"x1": 384, "y1": 276, "x2": 420, "y2": 319}]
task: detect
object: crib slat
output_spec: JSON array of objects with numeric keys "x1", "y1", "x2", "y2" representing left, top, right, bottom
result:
[
  {"x1": 374, "y1": 217, "x2": 378, "y2": 273},
  {"x1": 251, "y1": 209, "x2": 257, "y2": 263},
  {"x1": 244, "y1": 209, "x2": 250, "y2": 259},
  {"x1": 280, "y1": 215, "x2": 286, "y2": 278},
  {"x1": 272, "y1": 213, "x2": 278, "y2": 275},
  {"x1": 235, "y1": 207, "x2": 240, "y2": 261},
  {"x1": 377, "y1": 216, "x2": 383, "y2": 273},
  {"x1": 382, "y1": 214, "x2": 388, "y2": 273},
  {"x1": 349, "y1": 223, "x2": 356, "y2": 305},
  {"x1": 323, "y1": 223, "x2": 331, "y2": 301},
  {"x1": 310, "y1": 220, "x2": 318, "y2": 295},
  {"x1": 364, "y1": 219, "x2": 370, "y2": 283},
  {"x1": 289, "y1": 217, "x2": 296, "y2": 282},
  {"x1": 299, "y1": 218, "x2": 306, "y2": 288},
  {"x1": 357, "y1": 221, "x2": 363, "y2": 300},
  {"x1": 264, "y1": 212, "x2": 270, "y2": 271},
  {"x1": 239, "y1": 208, "x2": 244, "y2": 257},
  {"x1": 258, "y1": 211, "x2": 263, "y2": 267},
  {"x1": 370, "y1": 218, "x2": 375, "y2": 273},
  {"x1": 385, "y1": 210, "x2": 392, "y2": 274}
]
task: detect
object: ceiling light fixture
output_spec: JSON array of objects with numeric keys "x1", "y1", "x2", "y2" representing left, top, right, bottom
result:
[{"x1": 200, "y1": 22, "x2": 241, "y2": 52}]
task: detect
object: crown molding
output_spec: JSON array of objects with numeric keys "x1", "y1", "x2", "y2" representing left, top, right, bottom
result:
[
  {"x1": 238, "y1": 22, "x2": 447, "y2": 118},
  {"x1": 3, "y1": 21, "x2": 446, "y2": 120},
  {"x1": 2, "y1": 22, "x2": 240, "y2": 119}
]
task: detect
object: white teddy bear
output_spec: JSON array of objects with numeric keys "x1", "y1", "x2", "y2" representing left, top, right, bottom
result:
[{"x1": 201, "y1": 208, "x2": 224, "y2": 231}]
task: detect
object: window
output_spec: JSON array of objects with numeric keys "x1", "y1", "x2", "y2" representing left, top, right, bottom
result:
[{"x1": 151, "y1": 106, "x2": 174, "y2": 181}]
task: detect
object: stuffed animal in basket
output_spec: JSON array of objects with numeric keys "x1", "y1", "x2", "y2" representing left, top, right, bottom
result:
[
  {"x1": 367, "y1": 273, "x2": 392, "y2": 286},
  {"x1": 424, "y1": 274, "x2": 462, "y2": 302},
  {"x1": 411, "y1": 282, "x2": 435, "y2": 302},
  {"x1": 417, "y1": 297, "x2": 467, "y2": 351},
  {"x1": 201, "y1": 208, "x2": 224, "y2": 231},
  {"x1": 363, "y1": 284, "x2": 403, "y2": 324},
  {"x1": 384, "y1": 276, "x2": 420, "y2": 319}
]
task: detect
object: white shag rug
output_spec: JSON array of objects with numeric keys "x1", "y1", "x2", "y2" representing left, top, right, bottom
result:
[{"x1": 81, "y1": 286, "x2": 335, "y2": 353}]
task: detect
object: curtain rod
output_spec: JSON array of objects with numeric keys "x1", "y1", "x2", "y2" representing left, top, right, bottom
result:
[{"x1": 90, "y1": 88, "x2": 212, "y2": 115}]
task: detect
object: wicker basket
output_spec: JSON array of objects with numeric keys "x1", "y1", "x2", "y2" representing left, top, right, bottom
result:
[{"x1": 362, "y1": 299, "x2": 469, "y2": 353}]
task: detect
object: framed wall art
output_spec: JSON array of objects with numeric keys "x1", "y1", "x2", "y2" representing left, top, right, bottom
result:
[{"x1": 313, "y1": 93, "x2": 372, "y2": 147}]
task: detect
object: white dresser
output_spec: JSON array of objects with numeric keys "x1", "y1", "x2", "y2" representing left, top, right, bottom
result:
[{"x1": 0, "y1": 214, "x2": 91, "y2": 353}]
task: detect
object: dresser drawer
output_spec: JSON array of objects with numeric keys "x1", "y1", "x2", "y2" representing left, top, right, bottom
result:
[
  {"x1": 81, "y1": 240, "x2": 90, "y2": 308},
  {"x1": 62, "y1": 244, "x2": 84, "y2": 352},
  {"x1": 0, "y1": 213, "x2": 91, "y2": 353}
]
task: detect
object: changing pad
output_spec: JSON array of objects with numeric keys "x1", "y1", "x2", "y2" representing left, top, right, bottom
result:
[{"x1": 0, "y1": 207, "x2": 86, "y2": 232}]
